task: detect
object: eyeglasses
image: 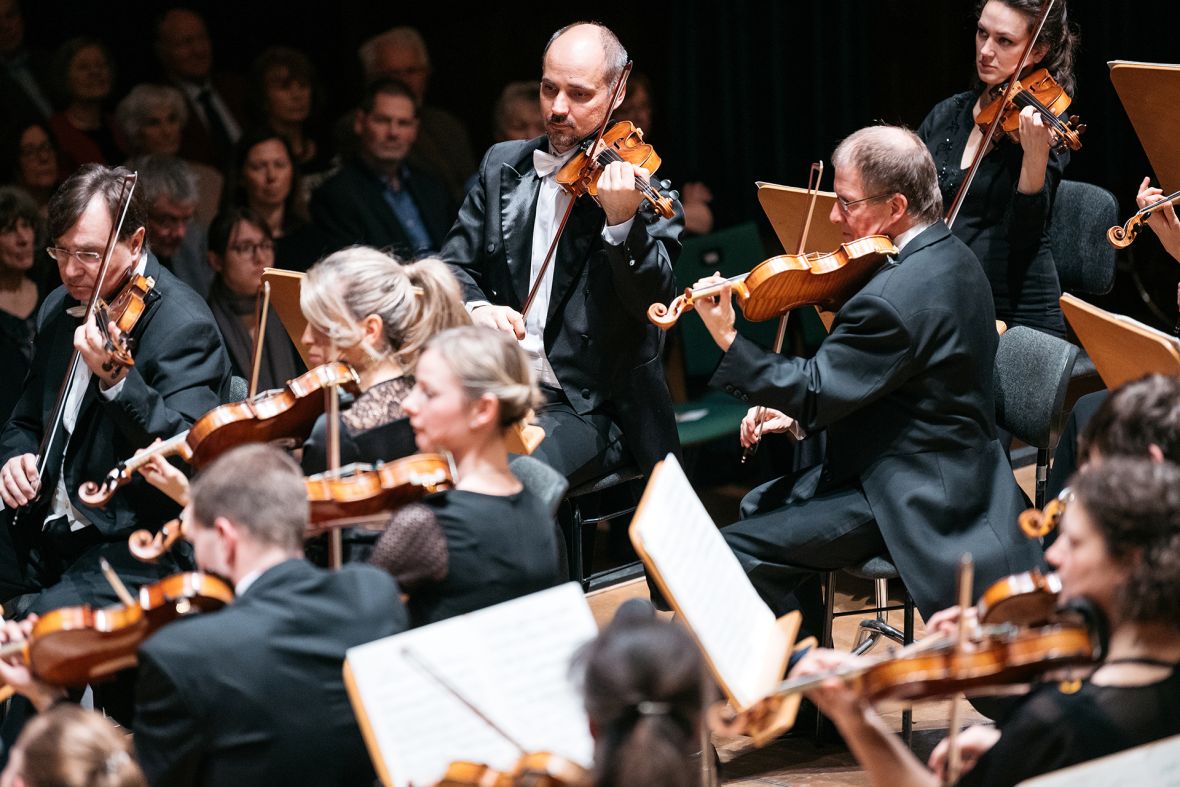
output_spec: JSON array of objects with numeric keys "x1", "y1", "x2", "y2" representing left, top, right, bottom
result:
[
  {"x1": 835, "y1": 192, "x2": 894, "y2": 215},
  {"x1": 19, "y1": 142, "x2": 54, "y2": 159},
  {"x1": 46, "y1": 247, "x2": 102, "y2": 265},
  {"x1": 230, "y1": 240, "x2": 275, "y2": 257}
]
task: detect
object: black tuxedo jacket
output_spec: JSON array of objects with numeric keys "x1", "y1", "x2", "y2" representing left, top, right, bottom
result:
[
  {"x1": 134, "y1": 559, "x2": 408, "y2": 787},
  {"x1": 712, "y1": 223, "x2": 1043, "y2": 613},
  {"x1": 310, "y1": 158, "x2": 454, "y2": 258},
  {"x1": 441, "y1": 137, "x2": 684, "y2": 471},
  {"x1": 0, "y1": 255, "x2": 232, "y2": 536}
]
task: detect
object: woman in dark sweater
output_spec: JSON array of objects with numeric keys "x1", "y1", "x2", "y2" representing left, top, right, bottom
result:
[
  {"x1": 916, "y1": 0, "x2": 1078, "y2": 337},
  {"x1": 370, "y1": 326, "x2": 563, "y2": 627}
]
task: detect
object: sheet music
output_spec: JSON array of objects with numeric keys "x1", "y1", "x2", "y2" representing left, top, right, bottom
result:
[
  {"x1": 630, "y1": 455, "x2": 785, "y2": 708},
  {"x1": 1020, "y1": 733, "x2": 1180, "y2": 786},
  {"x1": 345, "y1": 583, "x2": 596, "y2": 787}
]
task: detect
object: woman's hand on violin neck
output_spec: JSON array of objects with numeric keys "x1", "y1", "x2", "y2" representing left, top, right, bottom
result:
[
  {"x1": 790, "y1": 648, "x2": 871, "y2": 726},
  {"x1": 0, "y1": 615, "x2": 65, "y2": 712},
  {"x1": 924, "y1": 604, "x2": 980, "y2": 640},
  {"x1": 1137, "y1": 177, "x2": 1180, "y2": 261},
  {"x1": 740, "y1": 407, "x2": 796, "y2": 448},
  {"x1": 928, "y1": 724, "x2": 1000, "y2": 783},
  {"x1": 138, "y1": 443, "x2": 191, "y2": 506},
  {"x1": 75, "y1": 316, "x2": 129, "y2": 389},
  {"x1": 597, "y1": 161, "x2": 650, "y2": 226},
  {"x1": 1016, "y1": 107, "x2": 1051, "y2": 195},
  {"x1": 692, "y1": 274, "x2": 738, "y2": 352}
]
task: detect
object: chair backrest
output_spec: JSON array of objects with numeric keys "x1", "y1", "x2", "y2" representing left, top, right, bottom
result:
[
  {"x1": 993, "y1": 326, "x2": 1079, "y2": 450},
  {"x1": 509, "y1": 455, "x2": 569, "y2": 520},
  {"x1": 224, "y1": 375, "x2": 249, "y2": 404},
  {"x1": 1050, "y1": 180, "x2": 1118, "y2": 296},
  {"x1": 675, "y1": 223, "x2": 778, "y2": 377}
]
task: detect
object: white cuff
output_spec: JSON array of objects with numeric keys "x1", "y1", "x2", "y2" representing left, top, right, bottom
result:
[
  {"x1": 464, "y1": 300, "x2": 491, "y2": 314},
  {"x1": 99, "y1": 377, "x2": 127, "y2": 400},
  {"x1": 602, "y1": 218, "x2": 635, "y2": 245}
]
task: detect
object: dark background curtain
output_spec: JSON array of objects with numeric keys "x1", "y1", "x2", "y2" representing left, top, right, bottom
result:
[{"x1": 27, "y1": 0, "x2": 1180, "y2": 324}]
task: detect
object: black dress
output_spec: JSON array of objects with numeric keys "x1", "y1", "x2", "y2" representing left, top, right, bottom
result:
[
  {"x1": 918, "y1": 91, "x2": 1068, "y2": 338},
  {"x1": 0, "y1": 307, "x2": 35, "y2": 425},
  {"x1": 369, "y1": 488, "x2": 563, "y2": 627},
  {"x1": 958, "y1": 665, "x2": 1180, "y2": 786}
]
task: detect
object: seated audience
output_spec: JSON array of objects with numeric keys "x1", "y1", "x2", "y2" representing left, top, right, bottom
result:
[
  {"x1": 152, "y1": 7, "x2": 244, "y2": 169},
  {"x1": 357, "y1": 26, "x2": 475, "y2": 202},
  {"x1": 205, "y1": 206, "x2": 302, "y2": 389},
  {"x1": 226, "y1": 128, "x2": 324, "y2": 271},
  {"x1": 492, "y1": 80, "x2": 544, "y2": 142},
  {"x1": 115, "y1": 84, "x2": 223, "y2": 227},
  {"x1": 1, "y1": 120, "x2": 61, "y2": 215},
  {"x1": 311, "y1": 78, "x2": 453, "y2": 258},
  {"x1": 128, "y1": 153, "x2": 210, "y2": 297},
  {"x1": 574, "y1": 599, "x2": 711, "y2": 787},
  {"x1": 794, "y1": 457, "x2": 1180, "y2": 786},
  {"x1": 0, "y1": 186, "x2": 40, "y2": 423},
  {"x1": 46, "y1": 37, "x2": 123, "y2": 170},
  {"x1": 0, "y1": 704, "x2": 146, "y2": 787},
  {"x1": 249, "y1": 46, "x2": 328, "y2": 173},
  {"x1": 369, "y1": 326, "x2": 563, "y2": 626},
  {"x1": 0, "y1": 0, "x2": 52, "y2": 125}
]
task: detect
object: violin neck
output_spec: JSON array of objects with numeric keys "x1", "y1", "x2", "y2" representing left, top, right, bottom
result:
[{"x1": 123, "y1": 430, "x2": 191, "y2": 474}]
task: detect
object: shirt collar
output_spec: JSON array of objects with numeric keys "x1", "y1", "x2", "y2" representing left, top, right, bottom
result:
[{"x1": 893, "y1": 221, "x2": 935, "y2": 254}]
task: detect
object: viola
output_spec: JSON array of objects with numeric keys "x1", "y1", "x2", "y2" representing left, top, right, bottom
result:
[
  {"x1": 80, "y1": 362, "x2": 361, "y2": 507},
  {"x1": 436, "y1": 753, "x2": 591, "y2": 787},
  {"x1": 554, "y1": 119, "x2": 675, "y2": 219},
  {"x1": 647, "y1": 234, "x2": 897, "y2": 329},
  {"x1": 0, "y1": 572, "x2": 232, "y2": 687},
  {"x1": 974, "y1": 67, "x2": 1085, "y2": 153},
  {"x1": 305, "y1": 453, "x2": 454, "y2": 532}
]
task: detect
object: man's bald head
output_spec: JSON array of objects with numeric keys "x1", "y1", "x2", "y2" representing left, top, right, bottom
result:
[{"x1": 543, "y1": 22, "x2": 627, "y2": 89}]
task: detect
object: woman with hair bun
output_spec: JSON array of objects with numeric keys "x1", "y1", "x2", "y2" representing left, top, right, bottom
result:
[
  {"x1": 0, "y1": 704, "x2": 146, "y2": 787},
  {"x1": 369, "y1": 326, "x2": 563, "y2": 626},
  {"x1": 575, "y1": 600, "x2": 711, "y2": 787}
]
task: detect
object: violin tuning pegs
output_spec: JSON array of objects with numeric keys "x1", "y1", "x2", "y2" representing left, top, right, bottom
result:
[
  {"x1": 659, "y1": 179, "x2": 672, "y2": 190},
  {"x1": 669, "y1": 190, "x2": 680, "y2": 201}
]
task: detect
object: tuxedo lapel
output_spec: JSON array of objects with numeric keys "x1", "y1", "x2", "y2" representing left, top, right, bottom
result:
[{"x1": 500, "y1": 163, "x2": 540, "y2": 307}]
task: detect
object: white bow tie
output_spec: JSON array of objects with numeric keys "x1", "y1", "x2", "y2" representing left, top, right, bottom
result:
[{"x1": 533, "y1": 148, "x2": 570, "y2": 178}]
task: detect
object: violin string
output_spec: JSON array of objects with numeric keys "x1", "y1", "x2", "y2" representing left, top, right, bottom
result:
[{"x1": 1010, "y1": 91, "x2": 1069, "y2": 136}]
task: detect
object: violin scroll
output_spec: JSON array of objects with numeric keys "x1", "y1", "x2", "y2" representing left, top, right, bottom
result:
[
  {"x1": 1018, "y1": 487, "x2": 1070, "y2": 539},
  {"x1": 646, "y1": 292, "x2": 693, "y2": 329},
  {"x1": 129, "y1": 518, "x2": 186, "y2": 563},
  {"x1": 79, "y1": 466, "x2": 130, "y2": 507},
  {"x1": 1106, "y1": 220, "x2": 1139, "y2": 250}
]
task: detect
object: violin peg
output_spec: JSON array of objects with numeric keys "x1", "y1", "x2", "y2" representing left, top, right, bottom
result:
[{"x1": 659, "y1": 178, "x2": 672, "y2": 190}]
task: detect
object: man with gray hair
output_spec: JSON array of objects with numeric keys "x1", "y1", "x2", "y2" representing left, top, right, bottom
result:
[
  {"x1": 692, "y1": 124, "x2": 1041, "y2": 636},
  {"x1": 129, "y1": 153, "x2": 212, "y2": 297},
  {"x1": 357, "y1": 26, "x2": 475, "y2": 202}
]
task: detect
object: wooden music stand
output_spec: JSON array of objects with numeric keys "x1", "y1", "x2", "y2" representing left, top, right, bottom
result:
[
  {"x1": 1060, "y1": 293, "x2": 1180, "y2": 389},
  {"x1": 260, "y1": 268, "x2": 313, "y2": 367},
  {"x1": 1109, "y1": 61, "x2": 1180, "y2": 192},
  {"x1": 756, "y1": 182, "x2": 846, "y2": 331}
]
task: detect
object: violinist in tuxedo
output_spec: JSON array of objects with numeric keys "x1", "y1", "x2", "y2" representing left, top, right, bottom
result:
[
  {"x1": 692, "y1": 125, "x2": 1042, "y2": 636},
  {"x1": 0, "y1": 164, "x2": 232, "y2": 616},
  {"x1": 442, "y1": 22, "x2": 684, "y2": 485}
]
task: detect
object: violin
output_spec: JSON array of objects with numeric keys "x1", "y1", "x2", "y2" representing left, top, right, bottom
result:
[
  {"x1": 647, "y1": 234, "x2": 897, "y2": 329},
  {"x1": 92, "y1": 271, "x2": 156, "y2": 369},
  {"x1": 80, "y1": 362, "x2": 361, "y2": 507},
  {"x1": 554, "y1": 120, "x2": 675, "y2": 220},
  {"x1": 0, "y1": 572, "x2": 231, "y2": 687},
  {"x1": 974, "y1": 67, "x2": 1085, "y2": 153},
  {"x1": 976, "y1": 568, "x2": 1063, "y2": 627},
  {"x1": 1107, "y1": 189, "x2": 1180, "y2": 249},
  {"x1": 436, "y1": 753, "x2": 590, "y2": 787},
  {"x1": 305, "y1": 453, "x2": 454, "y2": 532}
]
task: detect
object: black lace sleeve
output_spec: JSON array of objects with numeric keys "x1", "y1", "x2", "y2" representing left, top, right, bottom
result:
[{"x1": 368, "y1": 502, "x2": 448, "y2": 590}]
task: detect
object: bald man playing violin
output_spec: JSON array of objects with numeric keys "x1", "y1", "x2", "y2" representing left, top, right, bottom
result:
[
  {"x1": 692, "y1": 125, "x2": 1041, "y2": 639},
  {"x1": 442, "y1": 21, "x2": 684, "y2": 487}
]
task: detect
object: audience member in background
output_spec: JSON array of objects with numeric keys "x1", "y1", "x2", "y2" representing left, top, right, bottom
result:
[
  {"x1": 493, "y1": 80, "x2": 544, "y2": 142},
  {"x1": 249, "y1": 46, "x2": 328, "y2": 174},
  {"x1": 115, "y1": 83, "x2": 223, "y2": 227},
  {"x1": 129, "y1": 153, "x2": 210, "y2": 298},
  {"x1": 369, "y1": 326, "x2": 563, "y2": 627},
  {"x1": 205, "y1": 206, "x2": 302, "y2": 390},
  {"x1": 311, "y1": 78, "x2": 452, "y2": 258},
  {"x1": 0, "y1": 704, "x2": 146, "y2": 787},
  {"x1": 616, "y1": 71, "x2": 713, "y2": 236},
  {"x1": 46, "y1": 37, "x2": 123, "y2": 170},
  {"x1": 575, "y1": 600, "x2": 711, "y2": 787},
  {"x1": 153, "y1": 7, "x2": 244, "y2": 169},
  {"x1": 0, "y1": 186, "x2": 40, "y2": 424},
  {"x1": 0, "y1": 0, "x2": 52, "y2": 125},
  {"x1": 357, "y1": 26, "x2": 475, "y2": 203},
  {"x1": 0, "y1": 121, "x2": 59, "y2": 215},
  {"x1": 226, "y1": 128, "x2": 324, "y2": 271}
]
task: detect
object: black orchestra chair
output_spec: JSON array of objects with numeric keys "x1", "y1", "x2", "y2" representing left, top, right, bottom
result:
[
  {"x1": 819, "y1": 555, "x2": 916, "y2": 744},
  {"x1": 226, "y1": 375, "x2": 249, "y2": 404},
  {"x1": 512, "y1": 455, "x2": 573, "y2": 583},
  {"x1": 1049, "y1": 180, "x2": 1118, "y2": 401},
  {"x1": 993, "y1": 326, "x2": 1079, "y2": 508},
  {"x1": 563, "y1": 465, "x2": 647, "y2": 591}
]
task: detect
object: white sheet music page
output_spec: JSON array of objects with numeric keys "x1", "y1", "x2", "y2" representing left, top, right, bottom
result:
[
  {"x1": 345, "y1": 582, "x2": 597, "y2": 787},
  {"x1": 630, "y1": 454, "x2": 787, "y2": 708}
]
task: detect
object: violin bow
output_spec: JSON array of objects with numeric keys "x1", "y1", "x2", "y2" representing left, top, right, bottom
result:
[
  {"x1": 325, "y1": 380, "x2": 344, "y2": 569},
  {"x1": 943, "y1": 554, "x2": 975, "y2": 786},
  {"x1": 945, "y1": 0, "x2": 1056, "y2": 228},
  {"x1": 247, "y1": 280, "x2": 273, "y2": 402},
  {"x1": 520, "y1": 61, "x2": 634, "y2": 320},
  {"x1": 742, "y1": 162, "x2": 822, "y2": 463},
  {"x1": 19, "y1": 172, "x2": 138, "y2": 522}
]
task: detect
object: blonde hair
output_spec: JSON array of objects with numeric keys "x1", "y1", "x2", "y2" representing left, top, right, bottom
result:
[
  {"x1": 300, "y1": 247, "x2": 468, "y2": 372},
  {"x1": 425, "y1": 326, "x2": 542, "y2": 429},
  {"x1": 15, "y1": 705, "x2": 146, "y2": 787}
]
